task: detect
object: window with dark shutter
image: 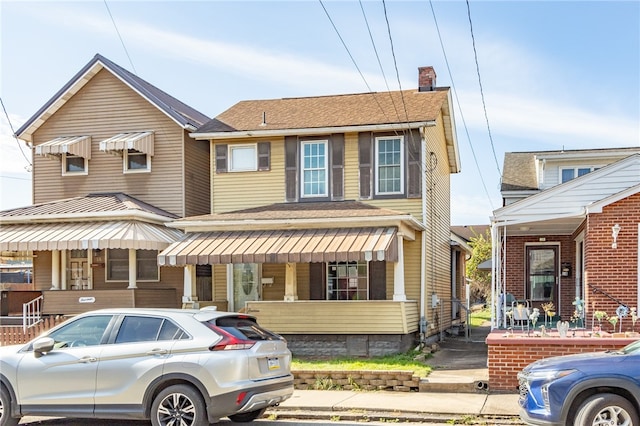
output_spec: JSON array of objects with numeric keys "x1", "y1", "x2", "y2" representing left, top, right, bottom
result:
[
  {"x1": 285, "y1": 136, "x2": 298, "y2": 202},
  {"x1": 258, "y1": 141, "x2": 270, "y2": 171},
  {"x1": 407, "y1": 130, "x2": 422, "y2": 198},
  {"x1": 331, "y1": 134, "x2": 344, "y2": 200},
  {"x1": 369, "y1": 261, "x2": 387, "y2": 300},
  {"x1": 215, "y1": 144, "x2": 227, "y2": 173},
  {"x1": 358, "y1": 133, "x2": 372, "y2": 199}
]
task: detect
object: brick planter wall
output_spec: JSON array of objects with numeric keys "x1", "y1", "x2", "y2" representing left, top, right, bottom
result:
[
  {"x1": 293, "y1": 370, "x2": 420, "y2": 392},
  {"x1": 487, "y1": 330, "x2": 639, "y2": 392}
]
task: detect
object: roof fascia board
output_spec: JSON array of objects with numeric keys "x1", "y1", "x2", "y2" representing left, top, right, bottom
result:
[
  {"x1": 536, "y1": 149, "x2": 640, "y2": 161},
  {"x1": 444, "y1": 89, "x2": 461, "y2": 173},
  {"x1": 0, "y1": 210, "x2": 174, "y2": 225},
  {"x1": 494, "y1": 154, "x2": 640, "y2": 218},
  {"x1": 168, "y1": 215, "x2": 425, "y2": 235},
  {"x1": 587, "y1": 183, "x2": 640, "y2": 214},
  {"x1": 491, "y1": 211, "x2": 586, "y2": 227},
  {"x1": 190, "y1": 121, "x2": 437, "y2": 140}
]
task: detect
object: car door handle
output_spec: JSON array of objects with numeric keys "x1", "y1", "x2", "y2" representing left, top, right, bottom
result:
[
  {"x1": 146, "y1": 348, "x2": 169, "y2": 356},
  {"x1": 79, "y1": 356, "x2": 98, "y2": 363}
]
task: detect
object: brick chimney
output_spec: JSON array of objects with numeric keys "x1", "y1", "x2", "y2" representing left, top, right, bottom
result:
[{"x1": 418, "y1": 66, "x2": 436, "y2": 91}]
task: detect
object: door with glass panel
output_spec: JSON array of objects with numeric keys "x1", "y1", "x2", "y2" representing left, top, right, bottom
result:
[
  {"x1": 526, "y1": 246, "x2": 558, "y2": 306},
  {"x1": 231, "y1": 263, "x2": 260, "y2": 311}
]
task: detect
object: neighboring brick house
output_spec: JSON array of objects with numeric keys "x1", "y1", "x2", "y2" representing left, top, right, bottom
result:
[
  {"x1": 491, "y1": 148, "x2": 640, "y2": 328},
  {"x1": 0, "y1": 54, "x2": 211, "y2": 314},
  {"x1": 158, "y1": 66, "x2": 462, "y2": 355}
]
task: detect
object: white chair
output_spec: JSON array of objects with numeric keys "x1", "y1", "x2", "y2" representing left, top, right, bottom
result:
[{"x1": 510, "y1": 300, "x2": 531, "y2": 332}]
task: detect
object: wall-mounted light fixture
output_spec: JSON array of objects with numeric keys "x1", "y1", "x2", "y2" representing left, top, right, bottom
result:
[{"x1": 612, "y1": 224, "x2": 621, "y2": 249}]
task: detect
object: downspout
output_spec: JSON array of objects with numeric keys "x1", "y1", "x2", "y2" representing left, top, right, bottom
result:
[{"x1": 419, "y1": 135, "x2": 428, "y2": 343}]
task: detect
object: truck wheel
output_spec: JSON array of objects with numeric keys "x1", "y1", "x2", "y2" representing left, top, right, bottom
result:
[
  {"x1": 0, "y1": 386, "x2": 19, "y2": 426},
  {"x1": 574, "y1": 393, "x2": 638, "y2": 426},
  {"x1": 151, "y1": 384, "x2": 207, "y2": 426}
]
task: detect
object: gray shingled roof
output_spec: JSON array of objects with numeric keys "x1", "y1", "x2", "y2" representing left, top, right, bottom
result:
[
  {"x1": 195, "y1": 88, "x2": 450, "y2": 133},
  {"x1": 16, "y1": 54, "x2": 209, "y2": 138},
  {"x1": 0, "y1": 193, "x2": 178, "y2": 221}
]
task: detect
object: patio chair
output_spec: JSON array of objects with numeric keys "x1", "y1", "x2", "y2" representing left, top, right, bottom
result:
[{"x1": 510, "y1": 299, "x2": 531, "y2": 332}]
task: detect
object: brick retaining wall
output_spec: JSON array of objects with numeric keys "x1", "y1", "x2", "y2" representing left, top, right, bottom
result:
[
  {"x1": 293, "y1": 370, "x2": 420, "y2": 392},
  {"x1": 487, "y1": 330, "x2": 638, "y2": 391}
]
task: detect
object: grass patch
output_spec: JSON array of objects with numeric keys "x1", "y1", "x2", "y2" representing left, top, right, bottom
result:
[
  {"x1": 469, "y1": 307, "x2": 491, "y2": 327},
  {"x1": 292, "y1": 352, "x2": 431, "y2": 377}
]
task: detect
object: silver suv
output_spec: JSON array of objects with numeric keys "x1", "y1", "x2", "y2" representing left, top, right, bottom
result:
[{"x1": 0, "y1": 308, "x2": 293, "y2": 426}]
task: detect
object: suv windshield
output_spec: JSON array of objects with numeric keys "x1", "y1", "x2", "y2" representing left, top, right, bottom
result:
[{"x1": 622, "y1": 339, "x2": 640, "y2": 354}]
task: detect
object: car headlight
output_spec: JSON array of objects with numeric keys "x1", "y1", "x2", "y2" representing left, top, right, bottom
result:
[{"x1": 528, "y1": 369, "x2": 577, "y2": 411}]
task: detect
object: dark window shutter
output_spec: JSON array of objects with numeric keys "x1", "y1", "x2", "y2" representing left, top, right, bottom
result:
[
  {"x1": 285, "y1": 136, "x2": 298, "y2": 202},
  {"x1": 258, "y1": 141, "x2": 270, "y2": 171},
  {"x1": 358, "y1": 133, "x2": 372, "y2": 199},
  {"x1": 369, "y1": 261, "x2": 387, "y2": 300},
  {"x1": 215, "y1": 144, "x2": 227, "y2": 173},
  {"x1": 331, "y1": 134, "x2": 344, "y2": 200},
  {"x1": 309, "y1": 262, "x2": 326, "y2": 300},
  {"x1": 407, "y1": 130, "x2": 422, "y2": 198}
]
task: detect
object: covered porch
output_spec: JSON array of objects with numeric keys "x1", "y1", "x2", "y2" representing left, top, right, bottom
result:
[{"x1": 42, "y1": 288, "x2": 177, "y2": 315}]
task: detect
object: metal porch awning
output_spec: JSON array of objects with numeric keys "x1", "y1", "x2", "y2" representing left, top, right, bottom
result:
[
  {"x1": 0, "y1": 221, "x2": 183, "y2": 251},
  {"x1": 35, "y1": 136, "x2": 92, "y2": 159},
  {"x1": 158, "y1": 227, "x2": 398, "y2": 266}
]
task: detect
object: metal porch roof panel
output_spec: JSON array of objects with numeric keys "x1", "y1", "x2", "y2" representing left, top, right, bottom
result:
[
  {"x1": 35, "y1": 136, "x2": 92, "y2": 159},
  {"x1": 0, "y1": 221, "x2": 183, "y2": 251},
  {"x1": 158, "y1": 227, "x2": 398, "y2": 266},
  {"x1": 100, "y1": 132, "x2": 154, "y2": 156}
]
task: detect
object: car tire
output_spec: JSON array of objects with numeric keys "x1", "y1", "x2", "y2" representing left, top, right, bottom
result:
[
  {"x1": 151, "y1": 384, "x2": 207, "y2": 426},
  {"x1": 228, "y1": 407, "x2": 266, "y2": 423},
  {"x1": 573, "y1": 393, "x2": 639, "y2": 426},
  {"x1": 0, "y1": 386, "x2": 19, "y2": 426}
]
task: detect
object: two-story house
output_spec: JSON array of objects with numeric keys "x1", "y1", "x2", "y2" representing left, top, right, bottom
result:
[
  {"x1": 491, "y1": 147, "x2": 640, "y2": 328},
  {"x1": 0, "y1": 54, "x2": 211, "y2": 314},
  {"x1": 158, "y1": 67, "x2": 462, "y2": 355}
]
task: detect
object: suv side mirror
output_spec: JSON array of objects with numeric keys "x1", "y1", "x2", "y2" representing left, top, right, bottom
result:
[{"x1": 33, "y1": 337, "x2": 55, "y2": 358}]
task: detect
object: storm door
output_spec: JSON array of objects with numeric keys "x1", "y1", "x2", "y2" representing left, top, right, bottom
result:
[{"x1": 526, "y1": 246, "x2": 558, "y2": 304}]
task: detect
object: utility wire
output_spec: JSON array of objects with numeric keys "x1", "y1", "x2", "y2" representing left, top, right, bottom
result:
[
  {"x1": 428, "y1": 0, "x2": 494, "y2": 210},
  {"x1": 381, "y1": 0, "x2": 410, "y2": 123},
  {"x1": 465, "y1": 0, "x2": 501, "y2": 176},
  {"x1": 0, "y1": 96, "x2": 32, "y2": 169},
  {"x1": 104, "y1": 0, "x2": 137, "y2": 75}
]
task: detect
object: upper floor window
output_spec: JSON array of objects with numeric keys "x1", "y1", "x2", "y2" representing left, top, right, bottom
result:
[
  {"x1": 301, "y1": 140, "x2": 328, "y2": 198},
  {"x1": 375, "y1": 136, "x2": 404, "y2": 194},
  {"x1": 560, "y1": 166, "x2": 598, "y2": 183},
  {"x1": 124, "y1": 149, "x2": 151, "y2": 173},
  {"x1": 62, "y1": 153, "x2": 88, "y2": 175},
  {"x1": 229, "y1": 144, "x2": 257, "y2": 172}
]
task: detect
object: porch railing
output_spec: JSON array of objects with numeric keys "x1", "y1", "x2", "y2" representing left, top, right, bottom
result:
[{"x1": 22, "y1": 295, "x2": 43, "y2": 332}]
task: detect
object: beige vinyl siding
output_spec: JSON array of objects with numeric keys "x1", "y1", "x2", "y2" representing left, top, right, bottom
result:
[
  {"x1": 33, "y1": 251, "x2": 52, "y2": 291},
  {"x1": 213, "y1": 264, "x2": 227, "y2": 302},
  {"x1": 245, "y1": 300, "x2": 419, "y2": 334},
  {"x1": 423, "y1": 116, "x2": 453, "y2": 331},
  {"x1": 31, "y1": 69, "x2": 186, "y2": 217},
  {"x1": 184, "y1": 132, "x2": 211, "y2": 216},
  {"x1": 211, "y1": 138, "x2": 286, "y2": 213},
  {"x1": 343, "y1": 133, "x2": 360, "y2": 200}
]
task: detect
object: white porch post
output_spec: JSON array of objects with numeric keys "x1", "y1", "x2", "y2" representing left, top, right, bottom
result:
[
  {"x1": 60, "y1": 250, "x2": 67, "y2": 290},
  {"x1": 51, "y1": 250, "x2": 60, "y2": 290},
  {"x1": 284, "y1": 262, "x2": 298, "y2": 302},
  {"x1": 128, "y1": 248, "x2": 137, "y2": 289},
  {"x1": 393, "y1": 235, "x2": 407, "y2": 301},
  {"x1": 183, "y1": 265, "x2": 196, "y2": 306}
]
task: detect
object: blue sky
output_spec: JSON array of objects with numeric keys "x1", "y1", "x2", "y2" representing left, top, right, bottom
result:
[{"x1": 1, "y1": 0, "x2": 638, "y2": 225}]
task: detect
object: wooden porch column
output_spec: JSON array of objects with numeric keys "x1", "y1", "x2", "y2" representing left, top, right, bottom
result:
[
  {"x1": 284, "y1": 262, "x2": 298, "y2": 302},
  {"x1": 127, "y1": 248, "x2": 137, "y2": 289},
  {"x1": 393, "y1": 235, "x2": 407, "y2": 301},
  {"x1": 51, "y1": 250, "x2": 60, "y2": 290},
  {"x1": 60, "y1": 250, "x2": 67, "y2": 290},
  {"x1": 182, "y1": 265, "x2": 196, "y2": 306}
]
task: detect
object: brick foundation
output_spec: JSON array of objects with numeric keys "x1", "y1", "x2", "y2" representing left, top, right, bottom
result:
[{"x1": 487, "y1": 330, "x2": 639, "y2": 391}]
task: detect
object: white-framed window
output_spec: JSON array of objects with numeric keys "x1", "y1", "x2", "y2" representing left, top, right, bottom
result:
[
  {"x1": 327, "y1": 261, "x2": 368, "y2": 300},
  {"x1": 560, "y1": 166, "x2": 598, "y2": 183},
  {"x1": 62, "y1": 154, "x2": 88, "y2": 175},
  {"x1": 301, "y1": 140, "x2": 328, "y2": 198},
  {"x1": 106, "y1": 249, "x2": 159, "y2": 282},
  {"x1": 375, "y1": 136, "x2": 404, "y2": 194},
  {"x1": 229, "y1": 144, "x2": 257, "y2": 172},
  {"x1": 123, "y1": 149, "x2": 151, "y2": 173}
]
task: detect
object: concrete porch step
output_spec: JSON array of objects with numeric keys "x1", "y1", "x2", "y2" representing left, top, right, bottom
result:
[{"x1": 419, "y1": 368, "x2": 490, "y2": 393}]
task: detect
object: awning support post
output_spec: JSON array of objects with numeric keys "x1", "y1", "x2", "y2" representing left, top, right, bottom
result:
[
  {"x1": 127, "y1": 248, "x2": 137, "y2": 289},
  {"x1": 284, "y1": 262, "x2": 298, "y2": 302},
  {"x1": 393, "y1": 235, "x2": 407, "y2": 301},
  {"x1": 51, "y1": 250, "x2": 60, "y2": 290}
]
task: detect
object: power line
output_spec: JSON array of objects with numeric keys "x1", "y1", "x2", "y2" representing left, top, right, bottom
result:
[
  {"x1": 428, "y1": 0, "x2": 495, "y2": 211},
  {"x1": 0, "y1": 96, "x2": 32, "y2": 170},
  {"x1": 381, "y1": 0, "x2": 410, "y2": 124},
  {"x1": 465, "y1": 0, "x2": 501, "y2": 177},
  {"x1": 104, "y1": 0, "x2": 137, "y2": 75}
]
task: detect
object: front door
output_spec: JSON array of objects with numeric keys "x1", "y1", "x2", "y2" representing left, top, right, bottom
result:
[
  {"x1": 68, "y1": 249, "x2": 88, "y2": 290},
  {"x1": 231, "y1": 263, "x2": 260, "y2": 311},
  {"x1": 526, "y1": 246, "x2": 558, "y2": 310}
]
